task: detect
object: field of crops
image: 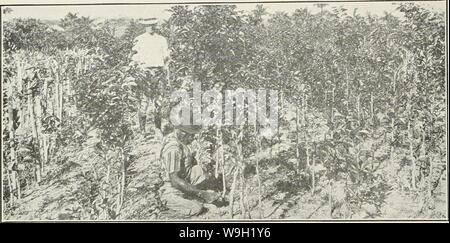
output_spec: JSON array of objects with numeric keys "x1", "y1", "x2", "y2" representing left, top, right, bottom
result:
[{"x1": 1, "y1": 3, "x2": 447, "y2": 220}]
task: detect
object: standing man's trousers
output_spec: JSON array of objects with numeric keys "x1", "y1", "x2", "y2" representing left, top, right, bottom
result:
[{"x1": 138, "y1": 67, "x2": 166, "y2": 133}]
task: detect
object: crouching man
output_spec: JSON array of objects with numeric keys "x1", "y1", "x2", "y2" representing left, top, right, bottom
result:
[{"x1": 160, "y1": 124, "x2": 221, "y2": 217}]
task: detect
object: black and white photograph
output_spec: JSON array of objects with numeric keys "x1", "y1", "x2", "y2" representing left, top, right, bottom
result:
[{"x1": 1, "y1": 0, "x2": 447, "y2": 222}]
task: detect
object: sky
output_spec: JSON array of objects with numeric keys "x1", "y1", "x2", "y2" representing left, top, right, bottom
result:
[{"x1": 2, "y1": 1, "x2": 446, "y2": 21}]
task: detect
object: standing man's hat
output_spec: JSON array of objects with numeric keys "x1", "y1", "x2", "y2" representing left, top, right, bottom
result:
[{"x1": 139, "y1": 18, "x2": 158, "y2": 26}]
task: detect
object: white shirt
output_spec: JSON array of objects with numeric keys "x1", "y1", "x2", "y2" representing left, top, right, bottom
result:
[{"x1": 132, "y1": 33, "x2": 169, "y2": 68}]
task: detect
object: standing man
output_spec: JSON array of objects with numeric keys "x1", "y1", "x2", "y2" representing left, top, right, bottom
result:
[{"x1": 131, "y1": 17, "x2": 169, "y2": 134}]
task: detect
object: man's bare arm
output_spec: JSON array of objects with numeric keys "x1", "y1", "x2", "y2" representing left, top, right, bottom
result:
[
  {"x1": 169, "y1": 172, "x2": 219, "y2": 203},
  {"x1": 169, "y1": 172, "x2": 201, "y2": 195}
]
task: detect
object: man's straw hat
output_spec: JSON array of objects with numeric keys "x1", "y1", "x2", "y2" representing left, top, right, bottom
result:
[
  {"x1": 175, "y1": 125, "x2": 203, "y2": 134},
  {"x1": 139, "y1": 17, "x2": 158, "y2": 26}
]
